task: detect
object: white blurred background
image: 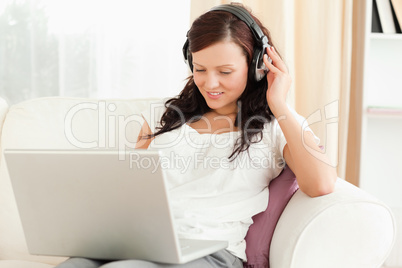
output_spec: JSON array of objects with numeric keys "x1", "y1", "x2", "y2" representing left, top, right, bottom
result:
[{"x1": 0, "y1": 0, "x2": 190, "y2": 104}]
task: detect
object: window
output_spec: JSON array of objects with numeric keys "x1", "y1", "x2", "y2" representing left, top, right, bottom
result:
[{"x1": 0, "y1": 0, "x2": 190, "y2": 104}]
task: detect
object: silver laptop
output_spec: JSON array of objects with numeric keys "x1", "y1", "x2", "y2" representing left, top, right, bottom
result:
[{"x1": 4, "y1": 149, "x2": 228, "y2": 264}]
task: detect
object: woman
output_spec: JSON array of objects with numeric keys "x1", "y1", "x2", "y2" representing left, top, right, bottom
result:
[{"x1": 57, "y1": 3, "x2": 336, "y2": 268}]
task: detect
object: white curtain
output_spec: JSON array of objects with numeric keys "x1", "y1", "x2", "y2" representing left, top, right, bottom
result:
[{"x1": 0, "y1": 0, "x2": 190, "y2": 105}]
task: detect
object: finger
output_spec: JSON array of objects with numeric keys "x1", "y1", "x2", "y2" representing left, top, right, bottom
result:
[
  {"x1": 266, "y1": 46, "x2": 288, "y2": 73},
  {"x1": 266, "y1": 46, "x2": 286, "y2": 71},
  {"x1": 263, "y1": 53, "x2": 279, "y2": 74}
]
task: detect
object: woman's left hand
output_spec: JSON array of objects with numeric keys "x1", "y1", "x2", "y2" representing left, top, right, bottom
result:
[{"x1": 263, "y1": 46, "x2": 292, "y2": 116}]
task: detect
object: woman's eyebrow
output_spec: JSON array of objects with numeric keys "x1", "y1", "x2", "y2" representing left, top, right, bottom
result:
[
  {"x1": 192, "y1": 62, "x2": 204, "y2": 67},
  {"x1": 193, "y1": 62, "x2": 235, "y2": 67}
]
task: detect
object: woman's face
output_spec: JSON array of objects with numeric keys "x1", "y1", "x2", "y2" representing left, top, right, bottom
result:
[{"x1": 192, "y1": 41, "x2": 248, "y2": 115}]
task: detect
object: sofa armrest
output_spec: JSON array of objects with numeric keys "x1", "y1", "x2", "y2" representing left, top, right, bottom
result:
[{"x1": 270, "y1": 178, "x2": 396, "y2": 268}]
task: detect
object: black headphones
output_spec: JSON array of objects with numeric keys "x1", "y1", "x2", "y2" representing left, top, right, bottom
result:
[{"x1": 182, "y1": 4, "x2": 271, "y2": 82}]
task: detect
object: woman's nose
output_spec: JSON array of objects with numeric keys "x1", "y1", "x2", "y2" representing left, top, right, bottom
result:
[{"x1": 204, "y1": 73, "x2": 219, "y2": 90}]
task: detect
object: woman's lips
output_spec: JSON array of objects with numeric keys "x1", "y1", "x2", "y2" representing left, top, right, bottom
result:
[{"x1": 207, "y1": 92, "x2": 223, "y2": 99}]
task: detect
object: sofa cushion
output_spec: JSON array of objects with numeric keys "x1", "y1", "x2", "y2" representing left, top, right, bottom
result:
[
  {"x1": 0, "y1": 97, "x2": 157, "y2": 264},
  {"x1": 244, "y1": 166, "x2": 299, "y2": 268}
]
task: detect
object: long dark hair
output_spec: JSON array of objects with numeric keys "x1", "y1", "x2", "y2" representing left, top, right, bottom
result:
[{"x1": 149, "y1": 3, "x2": 279, "y2": 160}]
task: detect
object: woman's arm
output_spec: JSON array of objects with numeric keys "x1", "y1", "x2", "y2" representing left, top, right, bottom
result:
[
  {"x1": 279, "y1": 109, "x2": 336, "y2": 197},
  {"x1": 135, "y1": 120, "x2": 154, "y2": 149},
  {"x1": 263, "y1": 46, "x2": 336, "y2": 197}
]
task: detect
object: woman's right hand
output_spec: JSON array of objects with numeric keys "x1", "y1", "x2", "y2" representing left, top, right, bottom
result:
[
  {"x1": 135, "y1": 121, "x2": 153, "y2": 149},
  {"x1": 263, "y1": 46, "x2": 291, "y2": 118}
]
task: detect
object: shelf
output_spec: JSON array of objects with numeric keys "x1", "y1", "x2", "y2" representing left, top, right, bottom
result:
[
  {"x1": 370, "y1": 33, "x2": 402, "y2": 40},
  {"x1": 366, "y1": 106, "x2": 402, "y2": 117}
]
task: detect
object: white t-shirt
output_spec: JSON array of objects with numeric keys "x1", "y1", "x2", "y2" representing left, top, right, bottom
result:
[{"x1": 141, "y1": 101, "x2": 319, "y2": 261}]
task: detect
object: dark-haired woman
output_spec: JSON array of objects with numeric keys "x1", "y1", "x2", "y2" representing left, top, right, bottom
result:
[{"x1": 57, "y1": 3, "x2": 336, "y2": 268}]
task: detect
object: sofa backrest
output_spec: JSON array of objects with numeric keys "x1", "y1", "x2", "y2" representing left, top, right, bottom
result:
[
  {"x1": 0, "y1": 97, "x2": 8, "y2": 127},
  {"x1": 0, "y1": 97, "x2": 159, "y2": 264},
  {"x1": 0, "y1": 97, "x2": 9, "y2": 161}
]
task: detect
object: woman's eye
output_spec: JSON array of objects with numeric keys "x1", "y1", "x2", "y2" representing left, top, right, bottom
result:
[
  {"x1": 221, "y1": 71, "x2": 232, "y2": 75},
  {"x1": 195, "y1": 69, "x2": 205, "y2": 72}
]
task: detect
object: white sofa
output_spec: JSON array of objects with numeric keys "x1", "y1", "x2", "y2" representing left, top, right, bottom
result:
[{"x1": 0, "y1": 97, "x2": 396, "y2": 268}]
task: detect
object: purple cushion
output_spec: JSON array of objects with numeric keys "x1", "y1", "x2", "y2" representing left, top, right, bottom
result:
[{"x1": 243, "y1": 166, "x2": 299, "y2": 268}]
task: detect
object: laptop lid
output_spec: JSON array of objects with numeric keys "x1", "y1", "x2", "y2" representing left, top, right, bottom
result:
[{"x1": 4, "y1": 149, "x2": 227, "y2": 263}]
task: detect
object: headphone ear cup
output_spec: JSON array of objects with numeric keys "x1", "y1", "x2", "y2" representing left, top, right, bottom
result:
[
  {"x1": 253, "y1": 47, "x2": 270, "y2": 82},
  {"x1": 182, "y1": 39, "x2": 194, "y2": 72},
  {"x1": 250, "y1": 46, "x2": 267, "y2": 82},
  {"x1": 187, "y1": 52, "x2": 193, "y2": 72}
]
